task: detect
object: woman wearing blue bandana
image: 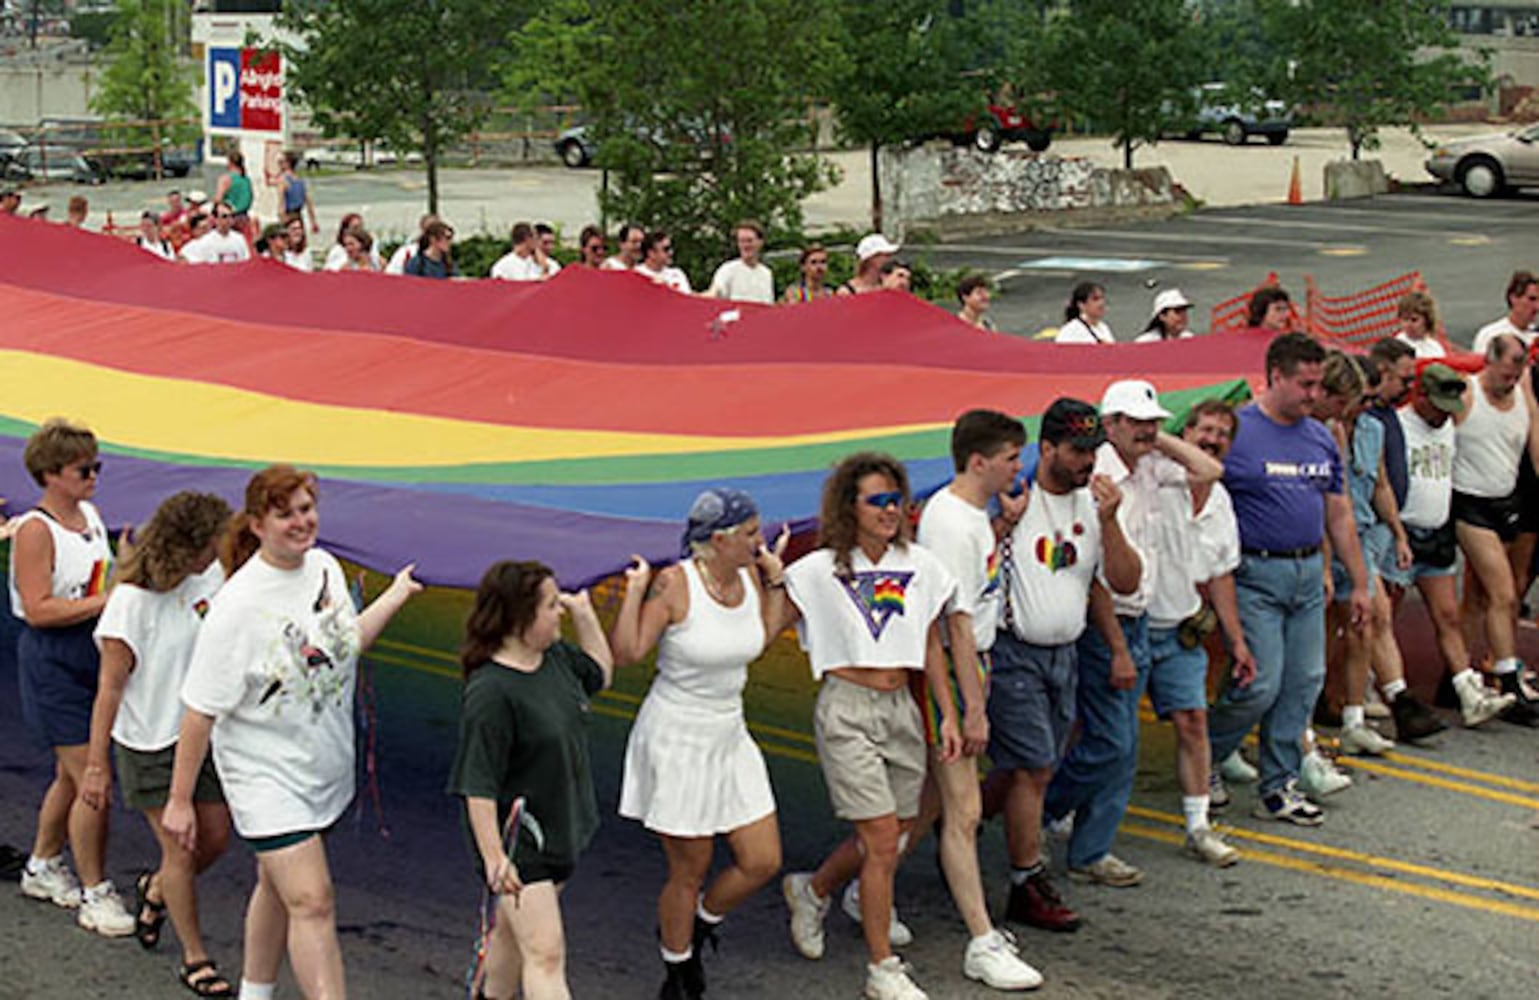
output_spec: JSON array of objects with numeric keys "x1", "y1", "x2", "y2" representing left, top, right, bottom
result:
[{"x1": 610, "y1": 487, "x2": 790, "y2": 1000}]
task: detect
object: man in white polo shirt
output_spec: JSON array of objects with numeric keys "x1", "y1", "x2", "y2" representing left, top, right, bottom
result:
[
  {"x1": 1042, "y1": 380, "x2": 1222, "y2": 888},
  {"x1": 1471, "y1": 270, "x2": 1538, "y2": 354},
  {"x1": 706, "y1": 219, "x2": 774, "y2": 303}
]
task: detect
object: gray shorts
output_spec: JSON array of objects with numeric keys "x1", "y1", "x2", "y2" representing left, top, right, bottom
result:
[
  {"x1": 986, "y1": 631, "x2": 1078, "y2": 771},
  {"x1": 813, "y1": 674, "x2": 927, "y2": 822},
  {"x1": 114, "y1": 741, "x2": 224, "y2": 811}
]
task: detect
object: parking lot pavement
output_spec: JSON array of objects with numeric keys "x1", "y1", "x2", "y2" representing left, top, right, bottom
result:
[{"x1": 912, "y1": 191, "x2": 1539, "y2": 344}]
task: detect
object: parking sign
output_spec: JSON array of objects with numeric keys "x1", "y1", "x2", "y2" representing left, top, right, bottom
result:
[
  {"x1": 207, "y1": 46, "x2": 283, "y2": 134},
  {"x1": 208, "y1": 47, "x2": 241, "y2": 130}
]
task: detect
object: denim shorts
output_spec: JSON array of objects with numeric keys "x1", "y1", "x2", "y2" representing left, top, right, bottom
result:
[
  {"x1": 1146, "y1": 625, "x2": 1210, "y2": 717},
  {"x1": 986, "y1": 631, "x2": 1077, "y2": 771},
  {"x1": 1332, "y1": 522, "x2": 1388, "y2": 601},
  {"x1": 1379, "y1": 525, "x2": 1460, "y2": 587}
]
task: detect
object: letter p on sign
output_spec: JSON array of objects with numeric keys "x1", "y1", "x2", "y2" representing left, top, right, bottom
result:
[{"x1": 209, "y1": 48, "x2": 241, "y2": 130}]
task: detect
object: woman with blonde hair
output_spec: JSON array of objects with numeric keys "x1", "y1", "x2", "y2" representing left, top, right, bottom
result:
[
  {"x1": 1394, "y1": 291, "x2": 1445, "y2": 359},
  {"x1": 163, "y1": 465, "x2": 420, "y2": 1000},
  {"x1": 10, "y1": 418, "x2": 132, "y2": 936},
  {"x1": 82, "y1": 491, "x2": 235, "y2": 995}
]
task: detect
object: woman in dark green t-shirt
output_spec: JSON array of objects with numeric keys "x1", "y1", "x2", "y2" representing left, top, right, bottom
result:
[{"x1": 447, "y1": 560, "x2": 614, "y2": 1000}]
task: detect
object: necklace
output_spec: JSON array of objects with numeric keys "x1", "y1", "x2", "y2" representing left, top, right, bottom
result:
[{"x1": 694, "y1": 558, "x2": 739, "y2": 605}]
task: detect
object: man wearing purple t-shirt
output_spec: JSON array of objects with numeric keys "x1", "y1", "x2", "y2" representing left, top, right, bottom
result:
[{"x1": 1207, "y1": 334, "x2": 1371, "y2": 827}]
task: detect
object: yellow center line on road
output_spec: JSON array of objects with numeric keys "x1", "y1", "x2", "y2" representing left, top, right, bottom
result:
[
  {"x1": 1333, "y1": 756, "x2": 1539, "y2": 810},
  {"x1": 1125, "y1": 804, "x2": 1539, "y2": 903},
  {"x1": 1378, "y1": 751, "x2": 1539, "y2": 795},
  {"x1": 1119, "y1": 822, "x2": 1539, "y2": 924}
]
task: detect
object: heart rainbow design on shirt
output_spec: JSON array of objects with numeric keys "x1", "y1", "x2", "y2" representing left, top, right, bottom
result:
[{"x1": 1034, "y1": 534, "x2": 1078, "y2": 571}]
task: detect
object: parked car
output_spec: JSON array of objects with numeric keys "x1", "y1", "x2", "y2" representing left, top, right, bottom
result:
[
  {"x1": 302, "y1": 144, "x2": 423, "y2": 170},
  {"x1": 553, "y1": 122, "x2": 731, "y2": 169},
  {"x1": 34, "y1": 117, "x2": 196, "y2": 178},
  {"x1": 959, "y1": 104, "x2": 1054, "y2": 153},
  {"x1": 2, "y1": 145, "x2": 101, "y2": 184},
  {"x1": 1425, "y1": 124, "x2": 1539, "y2": 198},
  {"x1": 1183, "y1": 83, "x2": 1292, "y2": 146}
]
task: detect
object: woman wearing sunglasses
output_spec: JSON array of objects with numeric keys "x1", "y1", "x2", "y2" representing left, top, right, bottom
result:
[
  {"x1": 9, "y1": 420, "x2": 135, "y2": 935},
  {"x1": 609, "y1": 488, "x2": 788, "y2": 1000},
  {"x1": 776, "y1": 452, "x2": 964, "y2": 1000}
]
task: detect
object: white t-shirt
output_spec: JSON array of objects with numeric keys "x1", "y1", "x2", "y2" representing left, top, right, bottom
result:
[
  {"x1": 707, "y1": 258, "x2": 774, "y2": 304},
  {"x1": 636, "y1": 262, "x2": 693, "y2": 294},
  {"x1": 1472, "y1": 317, "x2": 1535, "y2": 355},
  {"x1": 1399, "y1": 405, "x2": 1457, "y2": 529},
  {"x1": 1005, "y1": 485, "x2": 1101, "y2": 646},
  {"x1": 1133, "y1": 330, "x2": 1194, "y2": 344},
  {"x1": 785, "y1": 544, "x2": 956, "y2": 680},
  {"x1": 1096, "y1": 444, "x2": 1186, "y2": 619},
  {"x1": 601, "y1": 257, "x2": 633, "y2": 271},
  {"x1": 181, "y1": 549, "x2": 361, "y2": 838},
  {"x1": 489, "y1": 250, "x2": 546, "y2": 281},
  {"x1": 1144, "y1": 459, "x2": 1209, "y2": 630},
  {"x1": 1194, "y1": 482, "x2": 1241, "y2": 583},
  {"x1": 283, "y1": 249, "x2": 313, "y2": 272},
  {"x1": 1396, "y1": 332, "x2": 1446, "y2": 359},
  {"x1": 324, "y1": 243, "x2": 383, "y2": 272},
  {"x1": 917, "y1": 486, "x2": 1002, "y2": 650},
  {"x1": 385, "y1": 243, "x2": 415, "y2": 275},
  {"x1": 180, "y1": 230, "x2": 250, "y2": 264},
  {"x1": 94, "y1": 563, "x2": 224, "y2": 752},
  {"x1": 1055, "y1": 318, "x2": 1115, "y2": 344},
  {"x1": 137, "y1": 237, "x2": 176, "y2": 261}
]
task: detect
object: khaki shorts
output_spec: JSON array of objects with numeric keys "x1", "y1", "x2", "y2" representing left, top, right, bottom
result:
[
  {"x1": 813, "y1": 674, "x2": 926, "y2": 822},
  {"x1": 114, "y1": 742, "x2": 224, "y2": 811}
]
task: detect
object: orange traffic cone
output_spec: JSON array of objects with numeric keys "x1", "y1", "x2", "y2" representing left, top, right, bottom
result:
[{"x1": 1287, "y1": 156, "x2": 1303, "y2": 205}]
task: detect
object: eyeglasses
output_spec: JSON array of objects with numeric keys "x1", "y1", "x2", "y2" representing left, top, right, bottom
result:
[
  {"x1": 861, "y1": 490, "x2": 904, "y2": 509},
  {"x1": 72, "y1": 460, "x2": 103, "y2": 479},
  {"x1": 215, "y1": 213, "x2": 233, "y2": 220},
  {"x1": 585, "y1": 243, "x2": 606, "y2": 254}
]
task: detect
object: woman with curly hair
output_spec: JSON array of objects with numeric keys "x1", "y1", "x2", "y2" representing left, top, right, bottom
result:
[
  {"x1": 163, "y1": 466, "x2": 420, "y2": 1000},
  {"x1": 9, "y1": 419, "x2": 130, "y2": 936},
  {"x1": 448, "y1": 560, "x2": 614, "y2": 1000},
  {"x1": 777, "y1": 452, "x2": 966, "y2": 1000},
  {"x1": 82, "y1": 492, "x2": 235, "y2": 996}
]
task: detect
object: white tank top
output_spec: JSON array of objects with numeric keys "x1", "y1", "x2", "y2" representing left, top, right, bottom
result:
[
  {"x1": 7, "y1": 501, "x2": 111, "y2": 619},
  {"x1": 651, "y1": 560, "x2": 764, "y2": 710},
  {"x1": 1452, "y1": 382, "x2": 1530, "y2": 498}
]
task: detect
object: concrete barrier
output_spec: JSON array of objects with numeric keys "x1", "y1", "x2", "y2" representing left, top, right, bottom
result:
[
  {"x1": 877, "y1": 142, "x2": 1178, "y2": 239},
  {"x1": 1324, "y1": 158, "x2": 1390, "y2": 200}
]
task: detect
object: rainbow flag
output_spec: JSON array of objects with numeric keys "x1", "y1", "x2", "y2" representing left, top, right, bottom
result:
[{"x1": 0, "y1": 217, "x2": 1258, "y2": 589}]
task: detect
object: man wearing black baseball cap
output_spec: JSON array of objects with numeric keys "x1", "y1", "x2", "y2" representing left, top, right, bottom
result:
[{"x1": 986, "y1": 398, "x2": 1141, "y2": 933}]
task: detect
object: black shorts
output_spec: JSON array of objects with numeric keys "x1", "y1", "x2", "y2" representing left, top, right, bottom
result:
[
  {"x1": 1517, "y1": 457, "x2": 1539, "y2": 533},
  {"x1": 1452, "y1": 490, "x2": 1523, "y2": 543}
]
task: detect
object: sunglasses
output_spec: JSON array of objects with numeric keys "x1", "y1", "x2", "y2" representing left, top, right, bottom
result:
[
  {"x1": 861, "y1": 490, "x2": 904, "y2": 509},
  {"x1": 72, "y1": 460, "x2": 103, "y2": 478}
]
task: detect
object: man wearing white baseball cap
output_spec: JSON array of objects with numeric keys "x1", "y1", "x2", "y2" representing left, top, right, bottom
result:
[
  {"x1": 1135, "y1": 289, "x2": 1196, "y2": 343},
  {"x1": 1042, "y1": 379, "x2": 1223, "y2": 887},
  {"x1": 840, "y1": 234, "x2": 901, "y2": 296}
]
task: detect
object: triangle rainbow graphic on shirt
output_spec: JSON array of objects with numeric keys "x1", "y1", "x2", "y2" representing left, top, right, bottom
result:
[
  {"x1": 839, "y1": 570, "x2": 914, "y2": 640},
  {"x1": 85, "y1": 559, "x2": 110, "y2": 597},
  {"x1": 983, "y1": 547, "x2": 1001, "y2": 594}
]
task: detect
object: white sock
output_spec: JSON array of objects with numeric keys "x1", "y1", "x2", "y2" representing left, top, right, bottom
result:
[
  {"x1": 1181, "y1": 795, "x2": 1211, "y2": 834},
  {"x1": 660, "y1": 944, "x2": 692, "y2": 963},
  {"x1": 1342, "y1": 704, "x2": 1366, "y2": 729},
  {"x1": 696, "y1": 897, "x2": 724, "y2": 924},
  {"x1": 1382, "y1": 678, "x2": 1407, "y2": 701},
  {"x1": 1494, "y1": 657, "x2": 1520, "y2": 675},
  {"x1": 239, "y1": 982, "x2": 276, "y2": 1000},
  {"x1": 25, "y1": 853, "x2": 60, "y2": 875},
  {"x1": 1452, "y1": 668, "x2": 1477, "y2": 687}
]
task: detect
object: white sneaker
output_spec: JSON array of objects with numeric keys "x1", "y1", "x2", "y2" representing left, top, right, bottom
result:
[
  {"x1": 1218, "y1": 751, "x2": 1259, "y2": 784},
  {"x1": 1339, "y1": 724, "x2": 1395, "y2": 756},
  {"x1": 865, "y1": 956, "x2": 927, "y2": 1000},
  {"x1": 1297, "y1": 750, "x2": 1353, "y2": 798},
  {"x1": 1208, "y1": 770, "x2": 1230, "y2": 809},
  {"x1": 782, "y1": 872, "x2": 830, "y2": 960},
  {"x1": 77, "y1": 880, "x2": 135, "y2": 937},
  {"x1": 1364, "y1": 688, "x2": 1391, "y2": 720},
  {"x1": 20, "y1": 855, "x2": 81, "y2": 909},
  {"x1": 842, "y1": 880, "x2": 913, "y2": 947},
  {"x1": 963, "y1": 928, "x2": 1043, "y2": 990},
  {"x1": 1184, "y1": 827, "x2": 1240, "y2": 868},
  {"x1": 1454, "y1": 671, "x2": 1516, "y2": 728}
]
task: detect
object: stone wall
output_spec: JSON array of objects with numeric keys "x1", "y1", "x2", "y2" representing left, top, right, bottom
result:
[{"x1": 877, "y1": 142, "x2": 1176, "y2": 238}]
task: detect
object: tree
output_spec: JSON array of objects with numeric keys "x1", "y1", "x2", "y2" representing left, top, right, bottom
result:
[
  {"x1": 510, "y1": 0, "x2": 840, "y2": 286},
  {"x1": 1257, "y1": 0, "x2": 1488, "y2": 160},
  {"x1": 89, "y1": 0, "x2": 199, "y2": 177},
  {"x1": 1043, "y1": 0, "x2": 1207, "y2": 169},
  {"x1": 828, "y1": 1, "x2": 995, "y2": 232},
  {"x1": 276, "y1": 0, "x2": 524, "y2": 213}
]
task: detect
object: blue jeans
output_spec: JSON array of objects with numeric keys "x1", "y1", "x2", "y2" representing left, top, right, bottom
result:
[
  {"x1": 1207, "y1": 552, "x2": 1326, "y2": 796},
  {"x1": 1044, "y1": 615, "x2": 1150, "y2": 869}
]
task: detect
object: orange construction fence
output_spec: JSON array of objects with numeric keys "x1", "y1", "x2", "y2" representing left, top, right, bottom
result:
[{"x1": 1210, "y1": 270, "x2": 1452, "y2": 353}]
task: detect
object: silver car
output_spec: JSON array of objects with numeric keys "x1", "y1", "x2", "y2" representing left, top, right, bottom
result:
[{"x1": 1426, "y1": 124, "x2": 1539, "y2": 198}]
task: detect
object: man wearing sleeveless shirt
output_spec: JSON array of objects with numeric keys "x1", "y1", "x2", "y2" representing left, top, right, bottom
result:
[
  {"x1": 1451, "y1": 333, "x2": 1539, "y2": 725},
  {"x1": 1207, "y1": 334, "x2": 1372, "y2": 827}
]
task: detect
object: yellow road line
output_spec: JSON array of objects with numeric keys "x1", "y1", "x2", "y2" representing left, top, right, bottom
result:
[
  {"x1": 1120, "y1": 823, "x2": 1539, "y2": 924},
  {"x1": 1379, "y1": 751, "x2": 1539, "y2": 795},
  {"x1": 1126, "y1": 805, "x2": 1539, "y2": 903},
  {"x1": 1334, "y1": 757, "x2": 1539, "y2": 810}
]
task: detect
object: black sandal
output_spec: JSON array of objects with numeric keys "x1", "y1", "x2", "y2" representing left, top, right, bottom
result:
[
  {"x1": 179, "y1": 960, "x2": 234, "y2": 998},
  {"x1": 134, "y1": 869, "x2": 167, "y2": 950}
]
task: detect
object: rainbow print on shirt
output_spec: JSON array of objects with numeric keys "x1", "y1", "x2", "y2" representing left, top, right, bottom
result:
[
  {"x1": 1034, "y1": 533, "x2": 1079, "y2": 571},
  {"x1": 839, "y1": 569, "x2": 915, "y2": 640},
  {"x1": 84, "y1": 559, "x2": 110, "y2": 597},
  {"x1": 982, "y1": 547, "x2": 1002, "y2": 595}
]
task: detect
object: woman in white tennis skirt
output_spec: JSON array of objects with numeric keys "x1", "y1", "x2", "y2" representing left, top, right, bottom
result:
[{"x1": 610, "y1": 488, "x2": 788, "y2": 1000}]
